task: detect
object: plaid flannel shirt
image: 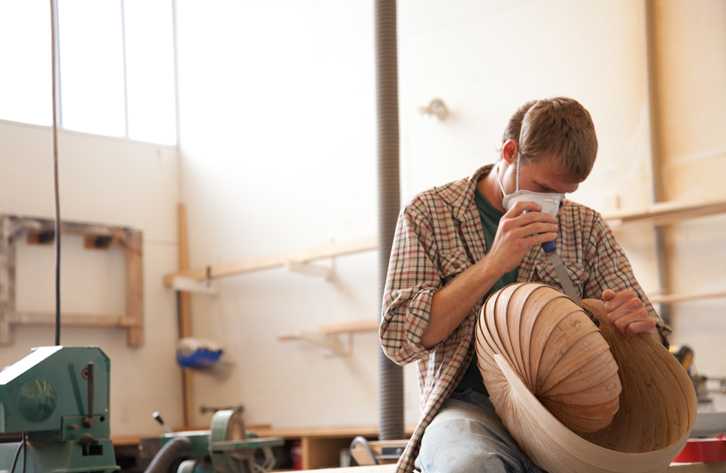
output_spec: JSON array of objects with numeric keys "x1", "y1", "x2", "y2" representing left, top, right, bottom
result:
[{"x1": 379, "y1": 164, "x2": 671, "y2": 473}]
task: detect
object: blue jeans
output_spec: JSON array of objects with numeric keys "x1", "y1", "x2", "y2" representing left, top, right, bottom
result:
[{"x1": 414, "y1": 390, "x2": 546, "y2": 473}]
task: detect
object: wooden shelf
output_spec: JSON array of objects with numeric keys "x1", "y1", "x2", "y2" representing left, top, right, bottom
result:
[
  {"x1": 603, "y1": 198, "x2": 726, "y2": 230},
  {"x1": 278, "y1": 320, "x2": 379, "y2": 356},
  {"x1": 163, "y1": 237, "x2": 377, "y2": 286},
  {"x1": 648, "y1": 291, "x2": 726, "y2": 305},
  {"x1": 278, "y1": 320, "x2": 378, "y2": 341}
]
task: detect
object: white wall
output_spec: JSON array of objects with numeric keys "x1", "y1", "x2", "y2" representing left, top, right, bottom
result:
[
  {"x1": 2, "y1": 0, "x2": 724, "y2": 440},
  {"x1": 174, "y1": 0, "x2": 403, "y2": 429},
  {"x1": 0, "y1": 120, "x2": 182, "y2": 437},
  {"x1": 653, "y1": 0, "x2": 726, "y2": 404},
  {"x1": 175, "y1": 0, "x2": 726, "y2": 430}
]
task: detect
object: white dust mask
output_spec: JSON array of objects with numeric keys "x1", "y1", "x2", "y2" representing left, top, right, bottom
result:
[{"x1": 497, "y1": 153, "x2": 564, "y2": 218}]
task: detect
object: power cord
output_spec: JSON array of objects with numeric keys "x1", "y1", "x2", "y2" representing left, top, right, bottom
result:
[{"x1": 9, "y1": 432, "x2": 26, "y2": 473}]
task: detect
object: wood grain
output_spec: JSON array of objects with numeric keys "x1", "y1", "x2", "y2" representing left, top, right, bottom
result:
[{"x1": 476, "y1": 282, "x2": 697, "y2": 473}]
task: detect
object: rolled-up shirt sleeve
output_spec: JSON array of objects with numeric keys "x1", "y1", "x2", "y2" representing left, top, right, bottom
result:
[{"x1": 379, "y1": 200, "x2": 443, "y2": 365}]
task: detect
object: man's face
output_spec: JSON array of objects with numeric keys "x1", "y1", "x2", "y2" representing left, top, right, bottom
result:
[{"x1": 502, "y1": 154, "x2": 580, "y2": 196}]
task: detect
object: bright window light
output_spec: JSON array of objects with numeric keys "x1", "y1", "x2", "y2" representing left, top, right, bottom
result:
[
  {"x1": 58, "y1": 0, "x2": 127, "y2": 137},
  {"x1": 0, "y1": 0, "x2": 52, "y2": 126},
  {"x1": 124, "y1": 0, "x2": 177, "y2": 145},
  {"x1": 0, "y1": 0, "x2": 177, "y2": 145}
]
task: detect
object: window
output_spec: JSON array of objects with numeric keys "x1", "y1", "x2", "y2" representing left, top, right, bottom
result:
[
  {"x1": 0, "y1": 0, "x2": 52, "y2": 126},
  {"x1": 0, "y1": 0, "x2": 176, "y2": 145}
]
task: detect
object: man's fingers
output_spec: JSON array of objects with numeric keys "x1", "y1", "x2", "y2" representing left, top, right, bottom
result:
[
  {"x1": 602, "y1": 289, "x2": 616, "y2": 301},
  {"x1": 606, "y1": 296, "x2": 643, "y2": 321},
  {"x1": 512, "y1": 222, "x2": 558, "y2": 239},
  {"x1": 530, "y1": 232, "x2": 558, "y2": 246},
  {"x1": 623, "y1": 319, "x2": 657, "y2": 340},
  {"x1": 603, "y1": 289, "x2": 637, "y2": 312},
  {"x1": 505, "y1": 200, "x2": 543, "y2": 217},
  {"x1": 609, "y1": 308, "x2": 651, "y2": 337},
  {"x1": 602, "y1": 289, "x2": 655, "y2": 341}
]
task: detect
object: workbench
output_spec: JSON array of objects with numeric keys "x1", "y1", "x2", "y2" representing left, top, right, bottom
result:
[
  {"x1": 309, "y1": 463, "x2": 726, "y2": 472},
  {"x1": 114, "y1": 425, "x2": 414, "y2": 471},
  {"x1": 666, "y1": 463, "x2": 726, "y2": 472},
  {"x1": 307, "y1": 463, "x2": 726, "y2": 472},
  {"x1": 251, "y1": 425, "x2": 413, "y2": 470},
  {"x1": 312, "y1": 466, "x2": 396, "y2": 472}
]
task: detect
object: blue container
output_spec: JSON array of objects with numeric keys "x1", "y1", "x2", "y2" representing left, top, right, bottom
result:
[{"x1": 176, "y1": 348, "x2": 223, "y2": 369}]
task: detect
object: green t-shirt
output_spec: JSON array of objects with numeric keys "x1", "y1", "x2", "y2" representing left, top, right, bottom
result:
[{"x1": 454, "y1": 186, "x2": 518, "y2": 396}]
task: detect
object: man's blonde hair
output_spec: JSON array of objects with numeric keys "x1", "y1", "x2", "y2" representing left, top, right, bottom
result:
[{"x1": 501, "y1": 97, "x2": 598, "y2": 183}]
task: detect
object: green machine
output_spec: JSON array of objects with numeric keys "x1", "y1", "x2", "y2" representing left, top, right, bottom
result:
[
  {"x1": 0, "y1": 346, "x2": 118, "y2": 473},
  {"x1": 147, "y1": 409, "x2": 284, "y2": 473},
  {"x1": 0, "y1": 345, "x2": 283, "y2": 473}
]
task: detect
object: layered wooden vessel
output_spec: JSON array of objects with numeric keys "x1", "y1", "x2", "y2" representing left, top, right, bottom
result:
[{"x1": 475, "y1": 282, "x2": 697, "y2": 473}]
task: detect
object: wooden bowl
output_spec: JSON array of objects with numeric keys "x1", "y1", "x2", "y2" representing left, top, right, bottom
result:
[{"x1": 475, "y1": 282, "x2": 697, "y2": 473}]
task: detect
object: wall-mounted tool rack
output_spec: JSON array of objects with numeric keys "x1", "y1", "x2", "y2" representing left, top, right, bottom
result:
[{"x1": 0, "y1": 214, "x2": 144, "y2": 347}]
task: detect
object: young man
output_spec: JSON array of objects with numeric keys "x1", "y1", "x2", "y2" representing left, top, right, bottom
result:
[{"x1": 380, "y1": 97, "x2": 671, "y2": 473}]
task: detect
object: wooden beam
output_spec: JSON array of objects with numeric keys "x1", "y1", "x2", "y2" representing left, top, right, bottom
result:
[
  {"x1": 177, "y1": 203, "x2": 194, "y2": 430},
  {"x1": 125, "y1": 231, "x2": 144, "y2": 347},
  {"x1": 319, "y1": 319, "x2": 379, "y2": 335},
  {"x1": 278, "y1": 320, "x2": 379, "y2": 347},
  {"x1": 604, "y1": 199, "x2": 726, "y2": 230},
  {"x1": 250, "y1": 425, "x2": 415, "y2": 439},
  {"x1": 648, "y1": 291, "x2": 726, "y2": 305},
  {"x1": 6, "y1": 312, "x2": 139, "y2": 327},
  {"x1": 163, "y1": 236, "x2": 377, "y2": 286}
]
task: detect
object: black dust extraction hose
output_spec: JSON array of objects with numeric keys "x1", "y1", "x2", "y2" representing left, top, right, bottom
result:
[
  {"x1": 144, "y1": 436, "x2": 192, "y2": 473},
  {"x1": 375, "y1": 0, "x2": 405, "y2": 442}
]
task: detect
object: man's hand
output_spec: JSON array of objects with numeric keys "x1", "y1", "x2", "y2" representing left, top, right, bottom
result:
[
  {"x1": 602, "y1": 289, "x2": 657, "y2": 340},
  {"x1": 487, "y1": 200, "x2": 558, "y2": 275},
  {"x1": 421, "y1": 200, "x2": 556, "y2": 349}
]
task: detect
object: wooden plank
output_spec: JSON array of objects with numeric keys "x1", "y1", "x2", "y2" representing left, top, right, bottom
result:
[
  {"x1": 6, "y1": 312, "x2": 138, "y2": 327},
  {"x1": 319, "y1": 320, "x2": 379, "y2": 335},
  {"x1": 278, "y1": 320, "x2": 378, "y2": 348},
  {"x1": 110, "y1": 424, "x2": 274, "y2": 447},
  {"x1": 252, "y1": 426, "x2": 380, "y2": 439},
  {"x1": 10, "y1": 216, "x2": 125, "y2": 238},
  {"x1": 125, "y1": 231, "x2": 144, "y2": 347},
  {"x1": 250, "y1": 425, "x2": 415, "y2": 440},
  {"x1": 278, "y1": 334, "x2": 299, "y2": 341},
  {"x1": 177, "y1": 203, "x2": 194, "y2": 429},
  {"x1": 648, "y1": 291, "x2": 726, "y2": 304},
  {"x1": 604, "y1": 199, "x2": 726, "y2": 230},
  {"x1": 163, "y1": 236, "x2": 377, "y2": 286},
  {"x1": 311, "y1": 465, "x2": 397, "y2": 472}
]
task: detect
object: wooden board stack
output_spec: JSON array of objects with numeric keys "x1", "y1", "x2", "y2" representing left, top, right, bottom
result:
[{"x1": 475, "y1": 282, "x2": 697, "y2": 473}]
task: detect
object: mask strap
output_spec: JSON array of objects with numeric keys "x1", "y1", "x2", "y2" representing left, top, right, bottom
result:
[
  {"x1": 497, "y1": 161, "x2": 507, "y2": 196},
  {"x1": 515, "y1": 150, "x2": 521, "y2": 192},
  {"x1": 497, "y1": 147, "x2": 521, "y2": 195}
]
